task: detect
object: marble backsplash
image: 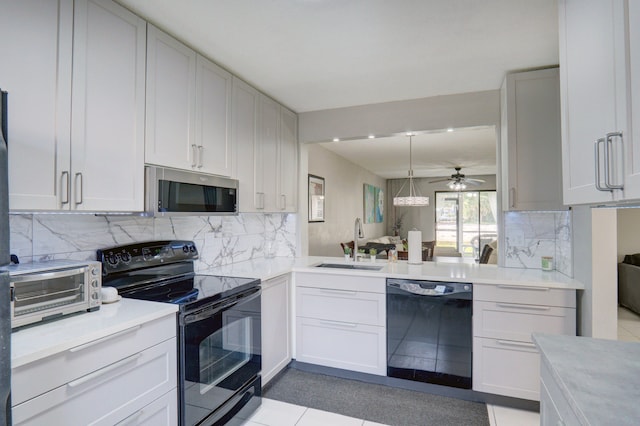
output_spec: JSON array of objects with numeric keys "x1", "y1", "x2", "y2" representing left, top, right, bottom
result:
[
  {"x1": 503, "y1": 210, "x2": 572, "y2": 277},
  {"x1": 9, "y1": 213, "x2": 297, "y2": 272}
]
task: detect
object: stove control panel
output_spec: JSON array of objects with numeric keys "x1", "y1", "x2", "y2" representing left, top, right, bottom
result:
[{"x1": 98, "y1": 240, "x2": 198, "y2": 275}]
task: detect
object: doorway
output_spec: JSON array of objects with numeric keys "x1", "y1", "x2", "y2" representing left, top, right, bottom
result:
[{"x1": 435, "y1": 191, "x2": 497, "y2": 259}]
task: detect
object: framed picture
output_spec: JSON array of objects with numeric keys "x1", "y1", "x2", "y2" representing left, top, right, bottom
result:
[
  {"x1": 364, "y1": 183, "x2": 384, "y2": 223},
  {"x1": 308, "y1": 174, "x2": 325, "y2": 222}
]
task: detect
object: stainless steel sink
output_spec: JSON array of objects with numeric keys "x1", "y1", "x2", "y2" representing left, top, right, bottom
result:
[{"x1": 315, "y1": 263, "x2": 384, "y2": 271}]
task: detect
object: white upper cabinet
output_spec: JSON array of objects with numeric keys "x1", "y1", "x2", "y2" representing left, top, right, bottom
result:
[
  {"x1": 0, "y1": 0, "x2": 73, "y2": 210},
  {"x1": 559, "y1": 0, "x2": 631, "y2": 205},
  {"x1": 195, "y1": 55, "x2": 232, "y2": 176},
  {"x1": 232, "y1": 78, "x2": 298, "y2": 213},
  {"x1": 146, "y1": 25, "x2": 232, "y2": 177},
  {"x1": 622, "y1": 1, "x2": 640, "y2": 200},
  {"x1": 279, "y1": 106, "x2": 299, "y2": 212},
  {"x1": 145, "y1": 25, "x2": 196, "y2": 172},
  {"x1": 1, "y1": 0, "x2": 145, "y2": 211},
  {"x1": 500, "y1": 68, "x2": 564, "y2": 211},
  {"x1": 71, "y1": 0, "x2": 146, "y2": 211}
]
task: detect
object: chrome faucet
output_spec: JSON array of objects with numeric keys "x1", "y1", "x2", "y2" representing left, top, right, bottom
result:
[{"x1": 353, "y1": 217, "x2": 364, "y2": 260}]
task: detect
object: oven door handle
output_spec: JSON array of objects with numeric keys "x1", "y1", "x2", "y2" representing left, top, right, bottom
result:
[{"x1": 182, "y1": 287, "x2": 261, "y2": 325}]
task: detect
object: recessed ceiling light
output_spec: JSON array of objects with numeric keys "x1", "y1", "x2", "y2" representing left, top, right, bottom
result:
[
  {"x1": 447, "y1": 128, "x2": 454, "y2": 132},
  {"x1": 332, "y1": 138, "x2": 340, "y2": 142},
  {"x1": 368, "y1": 135, "x2": 375, "y2": 139}
]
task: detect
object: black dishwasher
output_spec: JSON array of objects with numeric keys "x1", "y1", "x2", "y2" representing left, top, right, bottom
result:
[{"x1": 386, "y1": 278, "x2": 472, "y2": 389}]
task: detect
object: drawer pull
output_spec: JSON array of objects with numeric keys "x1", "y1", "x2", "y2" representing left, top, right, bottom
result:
[
  {"x1": 496, "y1": 303, "x2": 551, "y2": 311},
  {"x1": 496, "y1": 340, "x2": 537, "y2": 349},
  {"x1": 67, "y1": 353, "x2": 142, "y2": 388},
  {"x1": 497, "y1": 285, "x2": 550, "y2": 292},
  {"x1": 318, "y1": 289, "x2": 358, "y2": 296},
  {"x1": 69, "y1": 325, "x2": 141, "y2": 353},
  {"x1": 119, "y1": 410, "x2": 145, "y2": 425},
  {"x1": 319, "y1": 320, "x2": 358, "y2": 328}
]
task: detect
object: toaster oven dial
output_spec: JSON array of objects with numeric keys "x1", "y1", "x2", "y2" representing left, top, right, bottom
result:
[
  {"x1": 91, "y1": 266, "x2": 99, "y2": 276},
  {"x1": 91, "y1": 292, "x2": 100, "y2": 300},
  {"x1": 91, "y1": 279, "x2": 99, "y2": 288}
]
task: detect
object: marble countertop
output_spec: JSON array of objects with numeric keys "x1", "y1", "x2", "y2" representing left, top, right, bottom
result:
[
  {"x1": 200, "y1": 256, "x2": 584, "y2": 290},
  {"x1": 533, "y1": 333, "x2": 640, "y2": 424},
  {"x1": 12, "y1": 298, "x2": 178, "y2": 368}
]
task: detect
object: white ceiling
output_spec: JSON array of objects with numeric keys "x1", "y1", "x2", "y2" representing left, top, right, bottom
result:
[
  {"x1": 321, "y1": 127, "x2": 497, "y2": 179},
  {"x1": 116, "y1": 0, "x2": 558, "y2": 178}
]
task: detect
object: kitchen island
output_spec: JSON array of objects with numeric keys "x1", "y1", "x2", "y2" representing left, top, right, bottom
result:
[{"x1": 534, "y1": 333, "x2": 640, "y2": 425}]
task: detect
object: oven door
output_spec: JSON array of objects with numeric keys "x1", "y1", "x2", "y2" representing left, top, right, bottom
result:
[{"x1": 180, "y1": 287, "x2": 261, "y2": 426}]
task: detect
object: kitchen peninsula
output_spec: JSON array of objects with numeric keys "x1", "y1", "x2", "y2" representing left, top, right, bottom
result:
[{"x1": 204, "y1": 256, "x2": 583, "y2": 403}]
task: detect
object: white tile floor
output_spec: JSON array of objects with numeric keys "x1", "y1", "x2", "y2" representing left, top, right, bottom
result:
[
  {"x1": 617, "y1": 306, "x2": 640, "y2": 342},
  {"x1": 244, "y1": 307, "x2": 640, "y2": 426}
]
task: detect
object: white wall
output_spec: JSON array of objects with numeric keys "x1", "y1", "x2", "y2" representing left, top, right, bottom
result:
[
  {"x1": 387, "y1": 175, "x2": 497, "y2": 241},
  {"x1": 299, "y1": 90, "x2": 500, "y2": 143},
  {"x1": 617, "y1": 208, "x2": 640, "y2": 262},
  {"x1": 573, "y1": 206, "x2": 618, "y2": 339},
  {"x1": 307, "y1": 144, "x2": 387, "y2": 256}
]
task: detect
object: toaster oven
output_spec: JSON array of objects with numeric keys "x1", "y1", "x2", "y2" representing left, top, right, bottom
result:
[{"x1": 9, "y1": 260, "x2": 102, "y2": 329}]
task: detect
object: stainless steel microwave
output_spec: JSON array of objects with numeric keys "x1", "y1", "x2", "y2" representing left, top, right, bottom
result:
[
  {"x1": 145, "y1": 166, "x2": 239, "y2": 216},
  {"x1": 9, "y1": 260, "x2": 102, "y2": 329}
]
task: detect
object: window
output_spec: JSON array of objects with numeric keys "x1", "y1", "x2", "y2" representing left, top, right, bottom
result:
[{"x1": 435, "y1": 191, "x2": 497, "y2": 259}]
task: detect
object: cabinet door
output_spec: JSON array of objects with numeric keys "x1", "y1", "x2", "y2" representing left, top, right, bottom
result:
[
  {"x1": 256, "y1": 95, "x2": 280, "y2": 211},
  {"x1": 279, "y1": 106, "x2": 298, "y2": 212},
  {"x1": 501, "y1": 68, "x2": 564, "y2": 211},
  {"x1": 145, "y1": 24, "x2": 196, "y2": 171},
  {"x1": 261, "y1": 275, "x2": 291, "y2": 385},
  {"x1": 71, "y1": 0, "x2": 145, "y2": 211},
  {"x1": 623, "y1": 2, "x2": 640, "y2": 199},
  {"x1": 559, "y1": 0, "x2": 627, "y2": 205},
  {"x1": 195, "y1": 54, "x2": 232, "y2": 177},
  {"x1": 232, "y1": 77, "x2": 259, "y2": 212},
  {"x1": 0, "y1": 0, "x2": 73, "y2": 210}
]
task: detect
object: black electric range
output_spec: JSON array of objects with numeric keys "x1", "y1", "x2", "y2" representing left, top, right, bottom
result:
[{"x1": 98, "y1": 240, "x2": 262, "y2": 426}]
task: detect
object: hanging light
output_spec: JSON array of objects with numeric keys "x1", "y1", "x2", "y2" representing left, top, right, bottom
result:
[{"x1": 393, "y1": 134, "x2": 430, "y2": 206}]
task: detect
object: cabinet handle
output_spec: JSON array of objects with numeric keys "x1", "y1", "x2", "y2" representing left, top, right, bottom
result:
[
  {"x1": 594, "y1": 138, "x2": 612, "y2": 192},
  {"x1": 74, "y1": 172, "x2": 83, "y2": 205},
  {"x1": 604, "y1": 132, "x2": 624, "y2": 190},
  {"x1": 509, "y1": 188, "x2": 515, "y2": 208},
  {"x1": 60, "y1": 171, "x2": 70, "y2": 205},
  {"x1": 318, "y1": 288, "x2": 358, "y2": 296},
  {"x1": 118, "y1": 410, "x2": 145, "y2": 426},
  {"x1": 496, "y1": 339, "x2": 537, "y2": 349},
  {"x1": 496, "y1": 302, "x2": 551, "y2": 311},
  {"x1": 256, "y1": 192, "x2": 265, "y2": 209},
  {"x1": 496, "y1": 285, "x2": 550, "y2": 291},
  {"x1": 281, "y1": 194, "x2": 286, "y2": 210},
  {"x1": 197, "y1": 145, "x2": 204, "y2": 168},
  {"x1": 67, "y1": 353, "x2": 142, "y2": 388},
  {"x1": 191, "y1": 144, "x2": 197, "y2": 168},
  {"x1": 319, "y1": 320, "x2": 358, "y2": 328},
  {"x1": 68, "y1": 325, "x2": 141, "y2": 353}
]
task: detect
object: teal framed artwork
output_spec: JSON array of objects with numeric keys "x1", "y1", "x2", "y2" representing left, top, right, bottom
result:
[{"x1": 364, "y1": 183, "x2": 384, "y2": 223}]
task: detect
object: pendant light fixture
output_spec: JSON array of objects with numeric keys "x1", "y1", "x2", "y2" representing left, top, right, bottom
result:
[{"x1": 393, "y1": 133, "x2": 429, "y2": 206}]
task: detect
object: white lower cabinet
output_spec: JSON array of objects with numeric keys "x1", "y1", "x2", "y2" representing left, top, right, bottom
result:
[
  {"x1": 12, "y1": 314, "x2": 178, "y2": 425},
  {"x1": 261, "y1": 274, "x2": 292, "y2": 385},
  {"x1": 117, "y1": 388, "x2": 178, "y2": 426},
  {"x1": 472, "y1": 284, "x2": 576, "y2": 401},
  {"x1": 294, "y1": 273, "x2": 386, "y2": 376}
]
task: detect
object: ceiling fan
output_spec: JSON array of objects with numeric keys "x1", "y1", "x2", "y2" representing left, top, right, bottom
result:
[{"x1": 428, "y1": 167, "x2": 485, "y2": 190}]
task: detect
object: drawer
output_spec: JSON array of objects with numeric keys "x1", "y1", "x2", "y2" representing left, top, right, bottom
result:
[
  {"x1": 472, "y1": 337, "x2": 540, "y2": 401},
  {"x1": 295, "y1": 317, "x2": 386, "y2": 376},
  {"x1": 13, "y1": 338, "x2": 177, "y2": 426},
  {"x1": 117, "y1": 388, "x2": 178, "y2": 426},
  {"x1": 473, "y1": 301, "x2": 576, "y2": 342},
  {"x1": 296, "y1": 286, "x2": 385, "y2": 326},
  {"x1": 474, "y1": 284, "x2": 576, "y2": 308},
  {"x1": 295, "y1": 272, "x2": 385, "y2": 293},
  {"x1": 12, "y1": 313, "x2": 176, "y2": 405}
]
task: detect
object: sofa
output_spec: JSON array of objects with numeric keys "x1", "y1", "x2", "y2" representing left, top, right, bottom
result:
[{"x1": 618, "y1": 254, "x2": 640, "y2": 315}]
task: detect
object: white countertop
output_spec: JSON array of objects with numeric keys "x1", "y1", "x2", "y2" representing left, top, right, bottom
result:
[
  {"x1": 533, "y1": 333, "x2": 640, "y2": 425},
  {"x1": 11, "y1": 298, "x2": 178, "y2": 368},
  {"x1": 200, "y1": 256, "x2": 584, "y2": 290}
]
